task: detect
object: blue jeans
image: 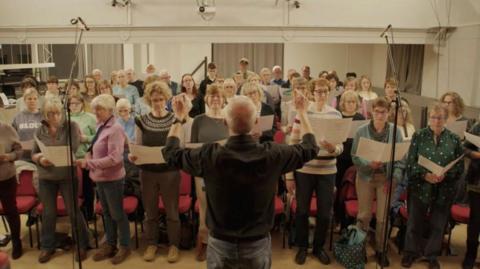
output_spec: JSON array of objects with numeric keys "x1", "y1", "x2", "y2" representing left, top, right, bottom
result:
[
  {"x1": 207, "y1": 234, "x2": 272, "y2": 269},
  {"x1": 39, "y1": 179, "x2": 90, "y2": 251},
  {"x1": 96, "y1": 179, "x2": 130, "y2": 248}
]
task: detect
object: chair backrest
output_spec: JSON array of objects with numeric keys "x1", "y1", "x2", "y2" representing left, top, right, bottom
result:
[
  {"x1": 273, "y1": 130, "x2": 285, "y2": 144},
  {"x1": 17, "y1": 170, "x2": 36, "y2": 196},
  {"x1": 180, "y1": 170, "x2": 191, "y2": 196},
  {"x1": 339, "y1": 166, "x2": 358, "y2": 201}
]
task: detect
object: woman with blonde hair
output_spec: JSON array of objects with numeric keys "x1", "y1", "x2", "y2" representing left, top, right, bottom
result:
[
  {"x1": 389, "y1": 100, "x2": 415, "y2": 141},
  {"x1": 32, "y1": 98, "x2": 90, "y2": 263},
  {"x1": 128, "y1": 81, "x2": 183, "y2": 263},
  {"x1": 241, "y1": 82, "x2": 276, "y2": 143},
  {"x1": 358, "y1": 75, "x2": 378, "y2": 101},
  {"x1": 12, "y1": 88, "x2": 43, "y2": 142},
  {"x1": 223, "y1": 78, "x2": 238, "y2": 104}
]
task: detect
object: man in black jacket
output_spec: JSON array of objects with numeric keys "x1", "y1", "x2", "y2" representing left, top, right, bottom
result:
[{"x1": 163, "y1": 93, "x2": 318, "y2": 269}]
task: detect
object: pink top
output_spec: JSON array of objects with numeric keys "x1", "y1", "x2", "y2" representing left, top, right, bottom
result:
[{"x1": 86, "y1": 117, "x2": 126, "y2": 182}]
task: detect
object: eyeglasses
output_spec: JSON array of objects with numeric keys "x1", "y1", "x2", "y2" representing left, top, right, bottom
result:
[
  {"x1": 373, "y1": 109, "x2": 388, "y2": 115},
  {"x1": 429, "y1": 116, "x2": 445, "y2": 121},
  {"x1": 313, "y1": 90, "x2": 329, "y2": 95},
  {"x1": 47, "y1": 111, "x2": 61, "y2": 117}
]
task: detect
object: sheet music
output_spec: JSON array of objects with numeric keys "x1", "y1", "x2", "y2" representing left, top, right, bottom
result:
[
  {"x1": 465, "y1": 132, "x2": 480, "y2": 148},
  {"x1": 128, "y1": 144, "x2": 165, "y2": 165},
  {"x1": 309, "y1": 117, "x2": 353, "y2": 145},
  {"x1": 446, "y1": 120, "x2": 468, "y2": 139},
  {"x1": 0, "y1": 93, "x2": 9, "y2": 106},
  {"x1": 355, "y1": 137, "x2": 410, "y2": 162},
  {"x1": 418, "y1": 154, "x2": 464, "y2": 177},
  {"x1": 251, "y1": 115, "x2": 274, "y2": 133},
  {"x1": 348, "y1": 120, "x2": 370, "y2": 138},
  {"x1": 35, "y1": 137, "x2": 74, "y2": 167}
]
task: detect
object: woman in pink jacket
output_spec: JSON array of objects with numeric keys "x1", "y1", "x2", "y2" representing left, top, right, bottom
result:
[{"x1": 77, "y1": 94, "x2": 130, "y2": 265}]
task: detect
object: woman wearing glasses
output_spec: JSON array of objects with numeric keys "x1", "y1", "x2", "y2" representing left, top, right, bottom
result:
[
  {"x1": 286, "y1": 78, "x2": 343, "y2": 265},
  {"x1": 351, "y1": 97, "x2": 404, "y2": 267},
  {"x1": 401, "y1": 103, "x2": 464, "y2": 269}
]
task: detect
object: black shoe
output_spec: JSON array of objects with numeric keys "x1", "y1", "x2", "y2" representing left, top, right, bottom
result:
[
  {"x1": 295, "y1": 248, "x2": 307, "y2": 265},
  {"x1": 11, "y1": 239, "x2": 23, "y2": 260},
  {"x1": 428, "y1": 259, "x2": 440, "y2": 269},
  {"x1": 375, "y1": 251, "x2": 390, "y2": 267},
  {"x1": 313, "y1": 248, "x2": 331, "y2": 265},
  {"x1": 401, "y1": 255, "x2": 416, "y2": 268},
  {"x1": 462, "y1": 260, "x2": 474, "y2": 269}
]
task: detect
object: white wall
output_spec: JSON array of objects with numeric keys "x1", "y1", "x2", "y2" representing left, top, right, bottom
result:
[
  {"x1": 1, "y1": 0, "x2": 479, "y2": 29},
  {"x1": 421, "y1": 24, "x2": 480, "y2": 106},
  {"x1": 284, "y1": 43, "x2": 386, "y2": 86}
]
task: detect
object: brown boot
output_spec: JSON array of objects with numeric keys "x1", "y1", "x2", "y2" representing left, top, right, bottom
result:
[
  {"x1": 93, "y1": 244, "x2": 117, "y2": 262},
  {"x1": 38, "y1": 250, "x2": 55, "y2": 263},
  {"x1": 196, "y1": 239, "x2": 207, "y2": 262},
  {"x1": 111, "y1": 246, "x2": 131, "y2": 265}
]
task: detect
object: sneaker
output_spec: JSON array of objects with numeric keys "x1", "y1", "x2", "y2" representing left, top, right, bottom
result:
[
  {"x1": 312, "y1": 248, "x2": 331, "y2": 265},
  {"x1": 401, "y1": 255, "x2": 416, "y2": 268},
  {"x1": 195, "y1": 240, "x2": 207, "y2": 262},
  {"x1": 111, "y1": 246, "x2": 131, "y2": 265},
  {"x1": 38, "y1": 250, "x2": 55, "y2": 263},
  {"x1": 294, "y1": 248, "x2": 308, "y2": 265},
  {"x1": 11, "y1": 239, "x2": 23, "y2": 260},
  {"x1": 375, "y1": 251, "x2": 390, "y2": 267},
  {"x1": 166, "y1": 245, "x2": 180, "y2": 263},
  {"x1": 92, "y1": 244, "x2": 117, "y2": 262},
  {"x1": 428, "y1": 259, "x2": 440, "y2": 269},
  {"x1": 143, "y1": 245, "x2": 158, "y2": 262}
]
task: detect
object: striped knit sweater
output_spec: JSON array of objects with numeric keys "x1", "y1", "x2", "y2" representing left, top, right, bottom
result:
[{"x1": 287, "y1": 102, "x2": 343, "y2": 177}]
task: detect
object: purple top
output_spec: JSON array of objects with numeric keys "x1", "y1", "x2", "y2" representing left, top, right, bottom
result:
[{"x1": 87, "y1": 117, "x2": 126, "y2": 182}]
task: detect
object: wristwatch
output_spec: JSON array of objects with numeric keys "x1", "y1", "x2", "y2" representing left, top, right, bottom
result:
[{"x1": 172, "y1": 118, "x2": 187, "y2": 125}]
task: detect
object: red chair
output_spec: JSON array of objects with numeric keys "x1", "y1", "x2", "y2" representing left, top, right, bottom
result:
[
  {"x1": 446, "y1": 204, "x2": 470, "y2": 255},
  {"x1": 0, "y1": 251, "x2": 9, "y2": 269},
  {"x1": 35, "y1": 167, "x2": 84, "y2": 249},
  {"x1": 0, "y1": 170, "x2": 38, "y2": 247},
  {"x1": 274, "y1": 131, "x2": 286, "y2": 144},
  {"x1": 158, "y1": 170, "x2": 192, "y2": 215},
  {"x1": 93, "y1": 196, "x2": 140, "y2": 248}
]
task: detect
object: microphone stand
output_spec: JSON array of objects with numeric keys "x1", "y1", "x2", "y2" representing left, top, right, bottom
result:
[
  {"x1": 63, "y1": 18, "x2": 88, "y2": 269},
  {"x1": 380, "y1": 26, "x2": 404, "y2": 269}
]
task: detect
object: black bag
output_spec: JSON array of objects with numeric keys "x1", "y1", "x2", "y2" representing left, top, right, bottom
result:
[{"x1": 333, "y1": 226, "x2": 367, "y2": 269}]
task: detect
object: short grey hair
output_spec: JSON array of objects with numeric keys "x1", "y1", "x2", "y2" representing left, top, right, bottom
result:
[
  {"x1": 223, "y1": 96, "x2": 257, "y2": 135},
  {"x1": 91, "y1": 94, "x2": 116, "y2": 112},
  {"x1": 116, "y1": 98, "x2": 131, "y2": 110}
]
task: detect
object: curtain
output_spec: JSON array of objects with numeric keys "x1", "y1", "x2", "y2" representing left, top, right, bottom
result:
[
  {"x1": 212, "y1": 43, "x2": 283, "y2": 78},
  {"x1": 386, "y1": 44, "x2": 424, "y2": 95},
  {"x1": 86, "y1": 44, "x2": 123, "y2": 77},
  {"x1": 40, "y1": 44, "x2": 86, "y2": 80}
]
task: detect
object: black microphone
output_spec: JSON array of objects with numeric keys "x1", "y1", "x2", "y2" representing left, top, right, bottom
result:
[
  {"x1": 380, "y1": 24, "x2": 392, "y2": 38},
  {"x1": 77, "y1": 17, "x2": 90, "y2": 31}
]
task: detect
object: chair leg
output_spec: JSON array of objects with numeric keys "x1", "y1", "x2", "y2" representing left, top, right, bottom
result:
[
  {"x1": 93, "y1": 215, "x2": 98, "y2": 248},
  {"x1": 134, "y1": 219, "x2": 139, "y2": 249},
  {"x1": 1, "y1": 216, "x2": 9, "y2": 234},
  {"x1": 28, "y1": 225, "x2": 33, "y2": 248},
  {"x1": 329, "y1": 216, "x2": 334, "y2": 251},
  {"x1": 36, "y1": 217, "x2": 41, "y2": 250},
  {"x1": 446, "y1": 223, "x2": 454, "y2": 256},
  {"x1": 282, "y1": 214, "x2": 286, "y2": 249}
]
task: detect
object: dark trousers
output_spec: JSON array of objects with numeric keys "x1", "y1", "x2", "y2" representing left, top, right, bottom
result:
[
  {"x1": 0, "y1": 177, "x2": 20, "y2": 242},
  {"x1": 81, "y1": 168, "x2": 94, "y2": 221},
  {"x1": 404, "y1": 194, "x2": 451, "y2": 260},
  {"x1": 465, "y1": 191, "x2": 480, "y2": 262},
  {"x1": 294, "y1": 172, "x2": 335, "y2": 251}
]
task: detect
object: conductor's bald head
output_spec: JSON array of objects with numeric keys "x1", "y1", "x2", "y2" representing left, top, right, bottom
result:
[{"x1": 224, "y1": 96, "x2": 257, "y2": 135}]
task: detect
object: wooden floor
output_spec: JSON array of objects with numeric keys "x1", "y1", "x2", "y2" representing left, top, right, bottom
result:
[{"x1": 1, "y1": 216, "x2": 473, "y2": 269}]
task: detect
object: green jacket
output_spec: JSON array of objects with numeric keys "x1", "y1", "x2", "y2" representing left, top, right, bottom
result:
[
  {"x1": 71, "y1": 111, "x2": 96, "y2": 158},
  {"x1": 407, "y1": 127, "x2": 464, "y2": 206}
]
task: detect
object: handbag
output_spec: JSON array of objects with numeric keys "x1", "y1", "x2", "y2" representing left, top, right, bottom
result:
[{"x1": 333, "y1": 225, "x2": 367, "y2": 269}]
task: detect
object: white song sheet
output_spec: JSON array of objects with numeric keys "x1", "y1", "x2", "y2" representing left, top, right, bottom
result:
[
  {"x1": 309, "y1": 117, "x2": 353, "y2": 145},
  {"x1": 348, "y1": 120, "x2": 370, "y2": 139},
  {"x1": 446, "y1": 120, "x2": 468, "y2": 139},
  {"x1": 418, "y1": 154, "x2": 464, "y2": 177},
  {"x1": 355, "y1": 137, "x2": 411, "y2": 162},
  {"x1": 465, "y1": 132, "x2": 480, "y2": 148},
  {"x1": 251, "y1": 115, "x2": 275, "y2": 134},
  {"x1": 128, "y1": 144, "x2": 165, "y2": 165},
  {"x1": 35, "y1": 137, "x2": 74, "y2": 167}
]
